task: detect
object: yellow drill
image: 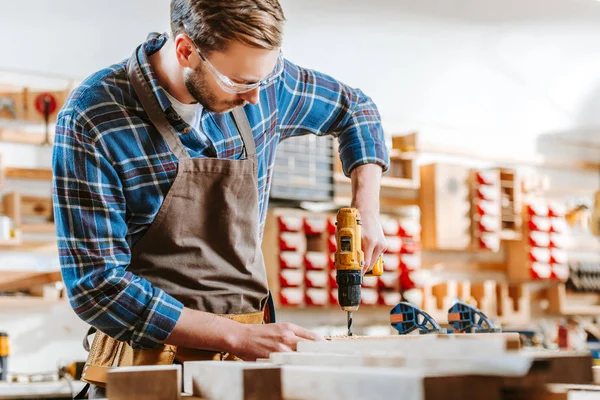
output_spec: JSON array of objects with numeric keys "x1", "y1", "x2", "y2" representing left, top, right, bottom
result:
[{"x1": 334, "y1": 208, "x2": 383, "y2": 336}]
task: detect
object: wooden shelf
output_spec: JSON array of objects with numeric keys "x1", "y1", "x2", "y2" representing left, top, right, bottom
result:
[
  {"x1": 0, "y1": 127, "x2": 53, "y2": 145},
  {"x1": 334, "y1": 173, "x2": 418, "y2": 190},
  {"x1": 0, "y1": 270, "x2": 62, "y2": 292},
  {"x1": 4, "y1": 167, "x2": 52, "y2": 180}
]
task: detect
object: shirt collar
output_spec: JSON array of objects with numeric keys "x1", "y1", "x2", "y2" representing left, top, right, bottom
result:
[{"x1": 135, "y1": 32, "x2": 175, "y2": 113}]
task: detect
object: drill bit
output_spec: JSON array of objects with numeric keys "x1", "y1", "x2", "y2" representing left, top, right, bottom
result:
[{"x1": 347, "y1": 311, "x2": 353, "y2": 336}]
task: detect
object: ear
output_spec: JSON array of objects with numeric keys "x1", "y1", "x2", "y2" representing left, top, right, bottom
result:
[{"x1": 174, "y1": 33, "x2": 195, "y2": 68}]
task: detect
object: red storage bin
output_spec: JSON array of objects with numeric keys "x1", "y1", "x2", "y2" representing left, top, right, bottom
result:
[
  {"x1": 529, "y1": 217, "x2": 551, "y2": 232},
  {"x1": 278, "y1": 215, "x2": 303, "y2": 232},
  {"x1": 279, "y1": 270, "x2": 303, "y2": 287},
  {"x1": 527, "y1": 203, "x2": 549, "y2": 217},
  {"x1": 382, "y1": 254, "x2": 400, "y2": 272},
  {"x1": 400, "y1": 254, "x2": 421, "y2": 270},
  {"x1": 549, "y1": 233, "x2": 566, "y2": 249},
  {"x1": 529, "y1": 247, "x2": 551, "y2": 264},
  {"x1": 550, "y1": 248, "x2": 568, "y2": 265},
  {"x1": 401, "y1": 238, "x2": 420, "y2": 254},
  {"x1": 305, "y1": 271, "x2": 328, "y2": 288},
  {"x1": 305, "y1": 288, "x2": 328, "y2": 306},
  {"x1": 279, "y1": 288, "x2": 303, "y2": 306},
  {"x1": 360, "y1": 288, "x2": 379, "y2": 306},
  {"x1": 305, "y1": 252, "x2": 328, "y2": 270},
  {"x1": 328, "y1": 235, "x2": 337, "y2": 253},
  {"x1": 530, "y1": 262, "x2": 552, "y2": 280},
  {"x1": 476, "y1": 200, "x2": 499, "y2": 216},
  {"x1": 529, "y1": 231, "x2": 550, "y2": 248},
  {"x1": 378, "y1": 272, "x2": 400, "y2": 290},
  {"x1": 385, "y1": 236, "x2": 402, "y2": 253},
  {"x1": 475, "y1": 170, "x2": 499, "y2": 185},
  {"x1": 329, "y1": 270, "x2": 338, "y2": 288},
  {"x1": 550, "y1": 218, "x2": 568, "y2": 233},
  {"x1": 478, "y1": 215, "x2": 500, "y2": 232},
  {"x1": 479, "y1": 233, "x2": 500, "y2": 252},
  {"x1": 379, "y1": 291, "x2": 401, "y2": 306},
  {"x1": 552, "y1": 264, "x2": 569, "y2": 281},
  {"x1": 398, "y1": 219, "x2": 421, "y2": 238},
  {"x1": 548, "y1": 202, "x2": 566, "y2": 218},
  {"x1": 477, "y1": 185, "x2": 499, "y2": 201},
  {"x1": 304, "y1": 217, "x2": 327, "y2": 235},
  {"x1": 381, "y1": 218, "x2": 400, "y2": 236},
  {"x1": 279, "y1": 232, "x2": 305, "y2": 252},
  {"x1": 362, "y1": 275, "x2": 379, "y2": 288},
  {"x1": 279, "y1": 252, "x2": 303, "y2": 269}
]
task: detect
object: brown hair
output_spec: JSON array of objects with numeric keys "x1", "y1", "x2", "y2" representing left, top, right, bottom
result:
[{"x1": 170, "y1": 0, "x2": 286, "y2": 53}]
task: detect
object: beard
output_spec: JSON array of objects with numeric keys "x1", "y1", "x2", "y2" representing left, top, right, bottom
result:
[{"x1": 184, "y1": 66, "x2": 246, "y2": 113}]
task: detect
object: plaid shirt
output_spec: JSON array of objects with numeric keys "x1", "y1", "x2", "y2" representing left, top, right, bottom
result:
[{"x1": 52, "y1": 33, "x2": 389, "y2": 349}]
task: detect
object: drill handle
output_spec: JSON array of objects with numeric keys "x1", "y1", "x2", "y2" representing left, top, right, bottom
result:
[{"x1": 365, "y1": 254, "x2": 384, "y2": 276}]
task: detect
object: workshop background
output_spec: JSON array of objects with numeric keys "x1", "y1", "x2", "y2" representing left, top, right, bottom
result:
[{"x1": 1, "y1": 0, "x2": 600, "y2": 383}]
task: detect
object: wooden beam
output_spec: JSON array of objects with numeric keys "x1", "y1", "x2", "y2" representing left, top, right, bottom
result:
[
  {"x1": 2, "y1": 192, "x2": 21, "y2": 227},
  {"x1": 4, "y1": 167, "x2": 53, "y2": 181},
  {"x1": 183, "y1": 362, "x2": 281, "y2": 400},
  {"x1": 106, "y1": 365, "x2": 181, "y2": 400},
  {"x1": 21, "y1": 223, "x2": 56, "y2": 234}
]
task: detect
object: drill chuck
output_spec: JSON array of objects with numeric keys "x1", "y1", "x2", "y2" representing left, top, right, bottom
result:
[{"x1": 336, "y1": 270, "x2": 362, "y2": 311}]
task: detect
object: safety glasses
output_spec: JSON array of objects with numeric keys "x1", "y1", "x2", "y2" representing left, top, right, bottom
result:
[{"x1": 183, "y1": 26, "x2": 284, "y2": 94}]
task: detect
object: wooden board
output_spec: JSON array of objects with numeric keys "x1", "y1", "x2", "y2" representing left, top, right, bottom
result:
[
  {"x1": 107, "y1": 365, "x2": 181, "y2": 400},
  {"x1": 326, "y1": 333, "x2": 521, "y2": 351},
  {"x1": 183, "y1": 361, "x2": 281, "y2": 400},
  {"x1": 297, "y1": 334, "x2": 509, "y2": 356}
]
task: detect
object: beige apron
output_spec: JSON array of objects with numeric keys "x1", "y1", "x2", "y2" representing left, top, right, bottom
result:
[{"x1": 81, "y1": 44, "x2": 270, "y2": 388}]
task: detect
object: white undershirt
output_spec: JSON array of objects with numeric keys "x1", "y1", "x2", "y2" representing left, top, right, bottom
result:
[{"x1": 164, "y1": 90, "x2": 204, "y2": 133}]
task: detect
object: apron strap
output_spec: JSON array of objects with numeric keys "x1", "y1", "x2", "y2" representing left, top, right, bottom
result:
[
  {"x1": 231, "y1": 107, "x2": 256, "y2": 158},
  {"x1": 127, "y1": 46, "x2": 190, "y2": 160}
]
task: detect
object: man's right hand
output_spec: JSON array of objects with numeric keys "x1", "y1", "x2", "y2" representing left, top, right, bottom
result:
[{"x1": 231, "y1": 322, "x2": 325, "y2": 361}]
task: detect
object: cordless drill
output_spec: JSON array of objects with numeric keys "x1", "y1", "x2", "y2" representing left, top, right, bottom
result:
[{"x1": 334, "y1": 208, "x2": 383, "y2": 336}]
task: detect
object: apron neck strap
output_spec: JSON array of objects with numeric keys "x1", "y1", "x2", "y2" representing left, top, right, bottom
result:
[
  {"x1": 127, "y1": 46, "x2": 190, "y2": 160},
  {"x1": 231, "y1": 107, "x2": 256, "y2": 157}
]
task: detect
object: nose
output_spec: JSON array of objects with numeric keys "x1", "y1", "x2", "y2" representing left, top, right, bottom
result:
[{"x1": 238, "y1": 87, "x2": 260, "y2": 105}]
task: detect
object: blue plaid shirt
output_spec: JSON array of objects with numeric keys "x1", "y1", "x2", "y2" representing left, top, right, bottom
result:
[{"x1": 52, "y1": 33, "x2": 389, "y2": 349}]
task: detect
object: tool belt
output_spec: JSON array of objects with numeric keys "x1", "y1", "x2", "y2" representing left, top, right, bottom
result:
[{"x1": 81, "y1": 311, "x2": 264, "y2": 388}]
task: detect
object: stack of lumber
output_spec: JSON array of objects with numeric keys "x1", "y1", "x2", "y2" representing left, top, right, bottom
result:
[{"x1": 105, "y1": 333, "x2": 596, "y2": 400}]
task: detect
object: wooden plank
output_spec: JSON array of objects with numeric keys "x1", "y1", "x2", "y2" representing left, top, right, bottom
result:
[
  {"x1": 0, "y1": 271, "x2": 62, "y2": 292},
  {"x1": 106, "y1": 365, "x2": 181, "y2": 400},
  {"x1": 297, "y1": 334, "x2": 508, "y2": 356},
  {"x1": 279, "y1": 365, "x2": 500, "y2": 400},
  {"x1": 183, "y1": 361, "x2": 281, "y2": 400},
  {"x1": 4, "y1": 167, "x2": 53, "y2": 181},
  {"x1": 327, "y1": 333, "x2": 521, "y2": 351}
]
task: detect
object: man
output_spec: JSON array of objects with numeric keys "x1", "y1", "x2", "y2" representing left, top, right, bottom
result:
[{"x1": 53, "y1": 0, "x2": 389, "y2": 396}]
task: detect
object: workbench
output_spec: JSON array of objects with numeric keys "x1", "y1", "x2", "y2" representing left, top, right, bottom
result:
[{"x1": 0, "y1": 380, "x2": 86, "y2": 399}]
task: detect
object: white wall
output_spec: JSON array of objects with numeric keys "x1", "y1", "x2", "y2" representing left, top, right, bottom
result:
[
  {"x1": 3, "y1": 0, "x2": 600, "y2": 162},
  {"x1": 1, "y1": 0, "x2": 600, "y2": 374}
]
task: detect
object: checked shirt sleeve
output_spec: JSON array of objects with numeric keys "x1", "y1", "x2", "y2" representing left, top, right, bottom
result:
[
  {"x1": 276, "y1": 60, "x2": 390, "y2": 176},
  {"x1": 52, "y1": 109, "x2": 183, "y2": 350}
]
